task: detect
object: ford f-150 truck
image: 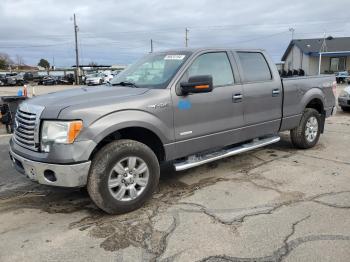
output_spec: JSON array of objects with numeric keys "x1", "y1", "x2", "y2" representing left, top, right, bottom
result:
[{"x1": 9, "y1": 48, "x2": 337, "y2": 214}]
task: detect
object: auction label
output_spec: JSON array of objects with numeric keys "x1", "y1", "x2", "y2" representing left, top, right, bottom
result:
[{"x1": 164, "y1": 55, "x2": 185, "y2": 60}]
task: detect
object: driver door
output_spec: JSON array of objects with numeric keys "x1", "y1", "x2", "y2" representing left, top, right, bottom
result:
[{"x1": 171, "y1": 51, "x2": 244, "y2": 158}]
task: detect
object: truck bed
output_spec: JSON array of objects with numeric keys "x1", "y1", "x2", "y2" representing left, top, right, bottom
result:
[{"x1": 280, "y1": 74, "x2": 335, "y2": 131}]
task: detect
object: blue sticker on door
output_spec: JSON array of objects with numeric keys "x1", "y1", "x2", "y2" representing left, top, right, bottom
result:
[{"x1": 178, "y1": 99, "x2": 191, "y2": 110}]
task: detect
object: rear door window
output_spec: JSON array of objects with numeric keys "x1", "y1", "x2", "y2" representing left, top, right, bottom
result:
[{"x1": 237, "y1": 52, "x2": 272, "y2": 82}]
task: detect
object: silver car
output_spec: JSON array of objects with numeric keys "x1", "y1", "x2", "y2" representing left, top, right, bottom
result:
[
  {"x1": 338, "y1": 86, "x2": 350, "y2": 111},
  {"x1": 85, "y1": 73, "x2": 104, "y2": 85}
]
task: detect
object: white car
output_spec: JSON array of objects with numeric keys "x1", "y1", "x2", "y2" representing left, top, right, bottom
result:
[
  {"x1": 102, "y1": 73, "x2": 113, "y2": 83},
  {"x1": 85, "y1": 73, "x2": 104, "y2": 85}
]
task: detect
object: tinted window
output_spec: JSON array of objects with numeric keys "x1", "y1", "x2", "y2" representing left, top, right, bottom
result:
[
  {"x1": 237, "y1": 52, "x2": 272, "y2": 82},
  {"x1": 187, "y1": 52, "x2": 234, "y2": 86}
]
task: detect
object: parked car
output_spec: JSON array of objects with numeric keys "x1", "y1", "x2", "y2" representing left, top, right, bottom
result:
[
  {"x1": 85, "y1": 73, "x2": 104, "y2": 85},
  {"x1": 5, "y1": 73, "x2": 25, "y2": 86},
  {"x1": 22, "y1": 72, "x2": 40, "y2": 82},
  {"x1": 335, "y1": 71, "x2": 350, "y2": 84},
  {"x1": 9, "y1": 48, "x2": 336, "y2": 214},
  {"x1": 58, "y1": 74, "x2": 75, "y2": 85},
  {"x1": 38, "y1": 76, "x2": 58, "y2": 85},
  {"x1": 102, "y1": 73, "x2": 114, "y2": 83},
  {"x1": 0, "y1": 74, "x2": 6, "y2": 86},
  {"x1": 338, "y1": 86, "x2": 350, "y2": 111}
]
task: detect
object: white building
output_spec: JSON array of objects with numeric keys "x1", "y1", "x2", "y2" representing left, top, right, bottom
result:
[{"x1": 281, "y1": 36, "x2": 350, "y2": 75}]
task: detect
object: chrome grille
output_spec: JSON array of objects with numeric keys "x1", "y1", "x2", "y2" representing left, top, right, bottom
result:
[{"x1": 13, "y1": 103, "x2": 44, "y2": 151}]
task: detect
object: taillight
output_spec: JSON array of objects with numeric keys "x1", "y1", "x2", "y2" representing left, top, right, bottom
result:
[{"x1": 332, "y1": 81, "x2": 337, "y2": 97}]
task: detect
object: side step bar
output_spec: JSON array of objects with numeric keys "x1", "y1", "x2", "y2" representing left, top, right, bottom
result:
[{"x1": 174, "y1": 135, "x2": 280, "y2": 171}]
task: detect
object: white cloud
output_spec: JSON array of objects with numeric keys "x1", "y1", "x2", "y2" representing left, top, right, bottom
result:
[{"x1": 0, "y1": 0, "x2": 349, "y2": 66}]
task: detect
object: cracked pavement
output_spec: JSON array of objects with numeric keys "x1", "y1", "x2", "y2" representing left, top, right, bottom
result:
[{"x1": 0, "y1": 87, "x2": 350, "y2": 261}]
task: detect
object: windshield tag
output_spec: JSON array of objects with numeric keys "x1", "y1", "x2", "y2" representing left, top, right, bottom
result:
[{"x1": 164, "y1": 55, "x2": 185, "y2": 60}]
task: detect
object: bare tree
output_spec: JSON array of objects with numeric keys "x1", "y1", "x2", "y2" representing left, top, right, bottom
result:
[{"x1": 15, "y1": 54, "x2": 25, "y2": 66}]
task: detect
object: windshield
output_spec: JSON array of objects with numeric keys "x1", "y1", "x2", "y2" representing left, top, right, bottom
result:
[{"x1": 110, "y1": 52, "x2": 191, "y2": 89}]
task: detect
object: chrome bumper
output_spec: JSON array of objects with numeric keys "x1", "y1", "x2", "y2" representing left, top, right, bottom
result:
[{"x1": 9, "y1": 148, "x2": 91, "y2": 187}]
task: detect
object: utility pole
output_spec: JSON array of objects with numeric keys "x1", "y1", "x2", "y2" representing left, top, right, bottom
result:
[
  {"x1": 150, "y1": 39, "x2": 153, "y2": 53},
  {"x1": 73, "y1": 13, "x2": 80, "y2": 85},
  {"x1": 289, "y1": 28, "x2": 295, "y2": 71},
  {"x1": 318, "y1": 32, "x2": 327, "y2": 75},
  {"x1": 185, "y1": 28, "x2": 189, "y2": 48}
]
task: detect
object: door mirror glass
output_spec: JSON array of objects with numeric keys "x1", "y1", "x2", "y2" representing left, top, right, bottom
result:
[{"x1": 180, "y1": 75, "x2": 213, "y2": 95}]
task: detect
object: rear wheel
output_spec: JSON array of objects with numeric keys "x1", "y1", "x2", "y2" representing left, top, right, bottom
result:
[
  {"x1": 87, "y1": 139, "x2": 160, "y2": 214},
  {"x1": 290, "y1": 108, "x2": 321, "y2": 149},
  {"x1": 341, "y1": 107, "x2": 350, "y2": 112}
]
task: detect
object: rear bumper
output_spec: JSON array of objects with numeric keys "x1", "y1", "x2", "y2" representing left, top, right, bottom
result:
[
  {"x1": 338, "y1": 97, "x2": 350, "y2": 107},
  {"x1": 9, "y1": 148, "x2": 91, "y2": 188}
]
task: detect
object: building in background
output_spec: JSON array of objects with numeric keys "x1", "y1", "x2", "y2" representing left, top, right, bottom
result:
[{"x1": 281, "y1": 36, "x2": 350, "y2": 75}]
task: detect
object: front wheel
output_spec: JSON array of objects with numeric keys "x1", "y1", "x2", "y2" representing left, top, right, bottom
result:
[
  {"x1": 87, "y1": 139, "x2": 160, "y2": 214},
  {"x1": 290, "y1": 108, "x2": 321, "y2": 149}
]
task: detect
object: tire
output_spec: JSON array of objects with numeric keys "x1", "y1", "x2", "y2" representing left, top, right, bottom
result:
[
  {"x1": 290, "y1": 108, "x2": 321, "y2": 149},
  {"x1": 341, "y1": 107, "x2": 350, "y2": 112},
  {"x1": 87, "y1": 139, "x2": 160, "y2": 214}
]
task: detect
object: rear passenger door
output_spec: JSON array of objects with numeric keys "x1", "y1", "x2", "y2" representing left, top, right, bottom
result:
[{"x1": 234, "y1": 51, "x2": 282, "y2": 137}]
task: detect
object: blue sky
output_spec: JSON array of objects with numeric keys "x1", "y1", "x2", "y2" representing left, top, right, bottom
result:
[{"x1": 1, "y1": 0, "x2": 350, "y2": 67}]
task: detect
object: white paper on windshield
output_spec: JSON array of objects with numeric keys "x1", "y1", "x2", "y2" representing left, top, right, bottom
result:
[{"x1": 164, "y1": 55, "x2": 185, "y2": 60}]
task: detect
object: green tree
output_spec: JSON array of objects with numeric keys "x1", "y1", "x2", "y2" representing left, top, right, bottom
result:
[
  {"x1": 0, "y1": 59, "x2": 6, "y2": 70},
  {"x1": 0, "y1": 52, "x2": 13, "y2": 69},
  {"x1": 38, "y1": 58, "x2": 50, "y2": 69}
]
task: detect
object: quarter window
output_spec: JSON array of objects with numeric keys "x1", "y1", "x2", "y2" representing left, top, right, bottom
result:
[
  {"x1": 237, "y1": 52, "x2": 272, "y2": 82},
  {"x1": 186, "y1": 52, "x2": 234, "y2": 86}
]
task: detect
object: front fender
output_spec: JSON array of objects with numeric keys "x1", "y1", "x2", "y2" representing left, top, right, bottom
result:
[{"x1": 77, "y1": 110, "x2": 173, "y2": 145}]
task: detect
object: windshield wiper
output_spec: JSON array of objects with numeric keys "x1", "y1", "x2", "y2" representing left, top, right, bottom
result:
[{"x1": 112, "y1": 81, "x2": 139, "y2": 88}]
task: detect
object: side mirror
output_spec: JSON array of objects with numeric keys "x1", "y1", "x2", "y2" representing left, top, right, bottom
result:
[{"x1": 180, "y1": 75, "x2": 213, "y2": 95}]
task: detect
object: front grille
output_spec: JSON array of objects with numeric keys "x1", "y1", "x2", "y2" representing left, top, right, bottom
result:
[{"x1": 13, "y1": 103, "x2": 44, "y2": 151}]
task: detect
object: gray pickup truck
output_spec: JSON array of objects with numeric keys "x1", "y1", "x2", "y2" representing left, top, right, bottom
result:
[{"x1": 9, "y1": 48, "x2": 336, "y2": 214}]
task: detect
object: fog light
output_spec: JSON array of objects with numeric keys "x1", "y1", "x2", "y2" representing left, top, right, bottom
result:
[{"x1": 44, "y1": 169, "x2": 57, "y2": 182}]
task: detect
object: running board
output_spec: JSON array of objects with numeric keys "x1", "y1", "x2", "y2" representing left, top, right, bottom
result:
[{"x1": 174, "y1": 135, "x2": 280, "y2": 171}]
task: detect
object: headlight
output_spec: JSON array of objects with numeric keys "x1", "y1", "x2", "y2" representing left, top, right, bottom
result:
[
  {"x1": 41, "y1": 120, "x2": 83, "y2": 152},
  {"x1": 339, "y1": 90, "x2": 349, "y2": 98}
]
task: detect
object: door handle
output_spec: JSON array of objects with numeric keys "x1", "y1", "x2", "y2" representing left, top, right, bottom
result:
[
  {"x1": 233, "y1": 94, "x2": 243, "y2": 103},
  {"x1": 272, "y1": 89, "x2": 280, "y2": 97}
]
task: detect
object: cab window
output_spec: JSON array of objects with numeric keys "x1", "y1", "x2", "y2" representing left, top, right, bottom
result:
[{"x1": 185, "y1": 52, "x2": 234, "y2": 87}]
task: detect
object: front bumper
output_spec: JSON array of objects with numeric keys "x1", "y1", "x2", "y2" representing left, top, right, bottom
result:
[
  {"x1": 9, "y1": 148, "x2": 91, "y2": 187},
  {"x1": 338, "y1": 97, "x2": 350, "y2": 107},
  {"x1": 86, "y1": 80, "x2": 100, "y2": 85}
]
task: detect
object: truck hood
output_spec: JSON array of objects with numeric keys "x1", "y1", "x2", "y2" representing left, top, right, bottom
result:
[{"x1": 28, "y1": 85, "x2": 149, "y2": 118}]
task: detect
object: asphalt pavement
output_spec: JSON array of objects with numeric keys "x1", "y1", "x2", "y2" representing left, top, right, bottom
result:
[{"x1": 0, "y1": 85, "x2": 349, "y2": 261}]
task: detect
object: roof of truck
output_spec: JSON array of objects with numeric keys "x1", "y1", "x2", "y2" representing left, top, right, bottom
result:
[{"x1": 159, "y1": 47, "x2": 266, "y2": 53}]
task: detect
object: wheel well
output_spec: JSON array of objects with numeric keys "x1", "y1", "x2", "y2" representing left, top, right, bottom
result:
[
  {"x1": 305, "y1": 98, "x2": 324, "y2": 114},
  {"x1": 89, "y1": 127, "x2": 165, "y2": 162}
]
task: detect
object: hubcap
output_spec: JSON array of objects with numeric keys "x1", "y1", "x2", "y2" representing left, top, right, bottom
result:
[
  {"x1": 108, "y1": 156, "x2": 149, "y2": 201},
  {"x1": 305, "y1": 116, "x2": 318, "y2": 143}
]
